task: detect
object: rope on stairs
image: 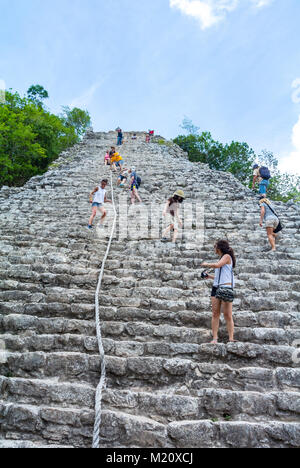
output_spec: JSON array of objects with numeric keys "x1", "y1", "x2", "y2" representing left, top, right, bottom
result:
[{"x1": 92, "y1": 172, "x2": 117, "y2": 449}]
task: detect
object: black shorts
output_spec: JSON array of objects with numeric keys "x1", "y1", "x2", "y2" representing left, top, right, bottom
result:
[{"x1": 211, "y1": 287, "x2": 218, "y2": 297}]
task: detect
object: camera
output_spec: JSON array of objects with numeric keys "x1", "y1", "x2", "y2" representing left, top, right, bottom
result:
[{"x1": 201, "y1": 270, "x2": 209, "y2": 279}]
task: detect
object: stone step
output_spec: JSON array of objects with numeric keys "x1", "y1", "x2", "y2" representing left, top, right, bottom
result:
[
  {"x1": 167, "y1": 419, "x2": 300, "y2": 448},
  {"x1": 1, "y1": 347, "x2": 299, "y2": 392},
  {"x1": 0, "y1": 352, "x2": 100, "y2": 386},
  {"x1": 3, "y1": 301, "x2": 298, "y2": 330},
  {"x1": 99, "y1": 293, "x2": 297, "y2": 314},
  {"x1": 0, "y1": 439, "x2": 73, "y2": 448},
  {"x1": 98, "y1": 306, "x2": 300, "y2": 330},
  {"x1": 0, "y1": 314, "x2": 95, "y2": 335},
  {"x1": 0, "y1": 401, "x2": 94, "y2": 448},
  {"x1": 102, "y1": 387, "x2": 300, "y2": 423},
  {"x1": 2, "y1": 312, "x2": 298, "y2": 346},
  {"x1": 0, "y1": 376, "x2": 95, "y2": 410},
  {"x1": 0, "y1": 287, "x2": 96, "y2": 304},
  {"x1": 0, "y1": 302, "x2": 95, "y2": 321}
]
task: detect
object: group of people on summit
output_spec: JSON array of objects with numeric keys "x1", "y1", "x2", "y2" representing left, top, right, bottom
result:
[{"x1": 86, "y1": 132, "x2": 283, "y2": 345}]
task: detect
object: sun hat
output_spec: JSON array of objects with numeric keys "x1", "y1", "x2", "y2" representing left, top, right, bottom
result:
[
  {"x1": 131, "y1": 166, "x2": 136, "y2": 171},
  {"x1": 173, "y1": 189, "x2": 185, "y2": 199}
]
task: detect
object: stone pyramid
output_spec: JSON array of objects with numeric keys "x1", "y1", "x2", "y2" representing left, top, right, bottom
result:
[{"x1": 0, "y1": 131, "x2": 299, "y2": 448}]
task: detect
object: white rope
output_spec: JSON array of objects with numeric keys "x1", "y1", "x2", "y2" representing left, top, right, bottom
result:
[{"x1": 92, "y1": 172, "x2": 117, "y2": 449}]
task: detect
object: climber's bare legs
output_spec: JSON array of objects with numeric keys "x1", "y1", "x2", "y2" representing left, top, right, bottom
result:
[
  {"x1": 162, "y1": 224, "x2": 174, "y2": 239},
  {"x1": 89, "y1": 207, "x2": 106, "y2": 227},
  {"x1": 211, "y1": 297, "x2": 221, "y2": 342},
  {"x1": 222, "y1": 301, "x2": 234, "y2": 342},
  {"x1": 266, "y1": 227, "x2": 276, "y2": 251},
  {"x1": 131, "y1": 187, "x2": 142, "y2": 204}
]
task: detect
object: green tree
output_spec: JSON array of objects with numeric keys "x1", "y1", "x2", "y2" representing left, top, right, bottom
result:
[
  {"x1": 174, "y1": 119, "x2": 300, "y2": 202},
  {"x1": 61, "y1": 106, "x2": 91, "y2": 137},
  {"x1": 257, "y1": 150, "x2": 300, "y2": 202},
  {"x1": 180, "y1": 116, "x2": 200, "y2": 135},
  {"x1": 0, "y1": 88, "x2": 87, "y2": 187},
  {"x1": 174, "y1": 128, "x2": 255, "y2": 184},
  {"x1": 27, "y1": 85, "x2": 49, "y2": 107}
]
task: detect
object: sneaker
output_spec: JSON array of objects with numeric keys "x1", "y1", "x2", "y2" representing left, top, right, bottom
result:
[
  {"x1": 161, "y1": 237, "x2": 169, "y2": 243},
  {"x1": 87, "y1": 225, "x2": 93, "y2": 230},
  {"x1": 99, "y1": 224, "x2": 104, "y2": 229}
]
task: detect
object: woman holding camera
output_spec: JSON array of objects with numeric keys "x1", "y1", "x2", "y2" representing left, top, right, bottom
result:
[{"x1": 201, "y1": 240, "x2": 236, "y2": 344}]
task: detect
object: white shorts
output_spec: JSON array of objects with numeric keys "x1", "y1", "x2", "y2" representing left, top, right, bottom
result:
[
  {"x1": 164, "y1": 214, "x2": 179, "y2": 230},
  {"x1": 265, "y1": 217, "x2": 279, "y2": 229}
]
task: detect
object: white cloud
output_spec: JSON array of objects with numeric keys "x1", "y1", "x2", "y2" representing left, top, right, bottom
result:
[
  {"x1": 292, "y1": 78, "x2": 300, "y2": 104},
  {"x1": 251, "y1": 0, "x2": 273, "y2": 8},
  {"x1": 70, "y1": 81, "x2": 103, "y2": 109},
  {"x1": 169, "y1": 0, "x2": 274, "y2": 29},
  {"x1": 169, "y1": 0, "x2": 237, "y2": 29},
  {"x1": 280, "y1": 115, "x2": 300, "y2": 176}
]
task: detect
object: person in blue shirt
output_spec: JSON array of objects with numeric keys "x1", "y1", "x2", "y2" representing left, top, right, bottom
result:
[{"x1": 117, "y1": 130, "x2": 123, "y2": 146}]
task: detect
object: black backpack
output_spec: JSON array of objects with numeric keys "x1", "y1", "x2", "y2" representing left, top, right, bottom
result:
[
  {"x1": 136, "y1": 176, "x2": 142, "y2": 188},
  {"x1": 259, "y1": 167, "x2": 271, "y2": 180}
]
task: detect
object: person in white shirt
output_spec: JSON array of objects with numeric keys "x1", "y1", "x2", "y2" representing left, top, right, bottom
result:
[
  {"x1": 201, "y1": 240, "x2": 236, "y2": 344},
  {"x1": 87, "y1": 179, "x2": 111, "y2": 230}
]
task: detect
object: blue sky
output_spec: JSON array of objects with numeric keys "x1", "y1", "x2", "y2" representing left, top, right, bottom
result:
[{"x1": 1, "y1": 0, "x2": 300, "y2": 173}]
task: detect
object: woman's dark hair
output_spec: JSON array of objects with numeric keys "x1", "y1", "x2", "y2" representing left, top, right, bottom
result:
[
  {"x1": 168, "y1": 195, "x2": 184, "y2": 205},
  {"x1": 215, "y1": 240, "x2": 236, "y2": 268}
]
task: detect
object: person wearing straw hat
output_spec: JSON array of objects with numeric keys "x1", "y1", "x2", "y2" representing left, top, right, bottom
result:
[{"x1": 161, "y1": 190, "x2": 185, "y2": 244}]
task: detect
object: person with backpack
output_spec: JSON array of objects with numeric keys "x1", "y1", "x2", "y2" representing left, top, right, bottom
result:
[
  {"x1": 252, "y1": 165, "x2": 271, "y2": 195},
  {"x1": 87, "y1": 179, "x2": 112, "y2": 230},
  {"x1": 161, "y1": 190, "x2": 185, "y2": 244},
  {"x1": 259, "y1": 196, "x2": 281, "y2": 252},
  {"x1": 201, "y1": 240, "x2": 236, "y2": 344},
  {"x1": 129, "y1": 167, "x2": 142, "y2": 204}
]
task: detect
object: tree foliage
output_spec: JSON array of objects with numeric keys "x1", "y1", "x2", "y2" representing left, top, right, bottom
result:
[
  {"x1": 0, "y1": 86, "x2": 91, "y2": 187},
  {"x1": 61, "y1": 106, "x2": 91, "y2": 137},
  {"x1": 27, "y1": 85, "x2": 49, "y2": 107},
  {"x1": 174, "y1": 118, "x2": 300, "y2": 203}
]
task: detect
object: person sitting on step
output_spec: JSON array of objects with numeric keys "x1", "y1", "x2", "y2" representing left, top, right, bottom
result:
[
  {"x1": 110, "y1": 151, "x2": 124, "y2": 172},
  {"x1": 161, "y1": 190, "x2": 185, "y2": 244},
  {"x1": 201, "y1": 240, "x2": 236, "y2": 345},
  {"x1": 104, "y1": 150, "x2": 110, "y2": 166},
  {"x1": 117, "y1": 168, "x2": 130, "y2": 188}
]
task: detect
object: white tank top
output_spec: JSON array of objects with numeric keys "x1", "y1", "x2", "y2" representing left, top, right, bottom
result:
[
  {"x1": 93, "y1": 187, "x2": 106, "y2": 204},
  {"x1": 213, "y1": 261, "x2": 235, "y2": 288}
]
